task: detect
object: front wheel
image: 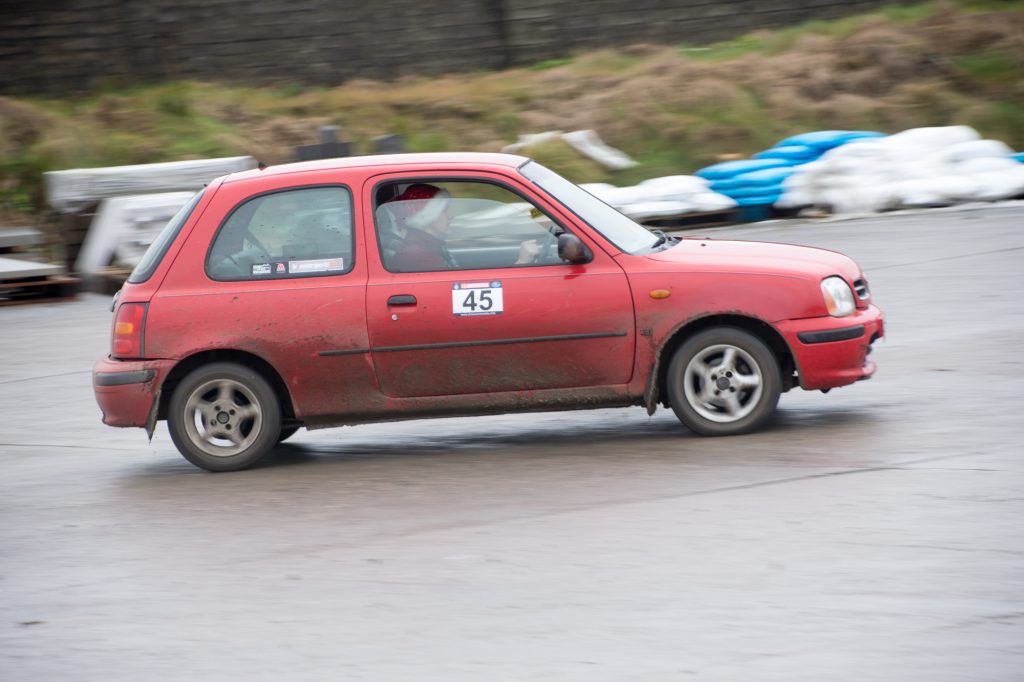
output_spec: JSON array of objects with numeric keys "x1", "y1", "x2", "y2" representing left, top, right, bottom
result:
[
  {"x1": 168, "y1": 362, "x2": 282, "y2": 472},
  {"x1": 666, "y1": 327, "x2": 781, "y2": 436}
]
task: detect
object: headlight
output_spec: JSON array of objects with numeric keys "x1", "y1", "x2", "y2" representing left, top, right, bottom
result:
[{"x1": 821, "y1": 276, "x2": 855, "y2": 317}]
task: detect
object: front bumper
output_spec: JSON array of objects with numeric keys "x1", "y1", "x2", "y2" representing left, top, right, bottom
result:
[
  {"x1": 776, "y1": 304, "x2": 885, "y2": 391},
  {"x1": 93, "y1": 356, "x2": 175, "y2": 427}
]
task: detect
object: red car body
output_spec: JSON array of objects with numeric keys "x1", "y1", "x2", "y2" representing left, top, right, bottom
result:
[{"x1": 93, "y1": 153, "x2": 883, "y2": 471}]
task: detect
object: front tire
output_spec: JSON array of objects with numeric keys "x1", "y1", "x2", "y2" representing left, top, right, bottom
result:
[
  {"x1": 666, "y1": 327, "x2": 781, "y2": 436},
  {"x1": 168, "y1": 362, "x2": 282, "y2": 472}
]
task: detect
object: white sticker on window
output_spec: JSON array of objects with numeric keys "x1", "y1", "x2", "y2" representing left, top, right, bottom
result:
[
  {"x1": 452, "y1": 281, "x2": 503, "y2": 316},
  {"x1": 251, "y1": 263, "x2": 271, "y2": 276},
  {"x1": 288, "y1": 258, "x2": 344, "y2": 274}
]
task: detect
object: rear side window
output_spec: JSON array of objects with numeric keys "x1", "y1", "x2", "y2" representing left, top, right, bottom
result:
[
  {"x1": 206, "y1": 186, "x2": 354, "y2": 281},
  {"x1": 127, "y1": 189, "x2": 205, "y2": 284}
]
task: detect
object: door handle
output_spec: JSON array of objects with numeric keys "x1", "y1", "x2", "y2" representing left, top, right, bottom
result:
[{"x1": 387, "y1": 294, "x2": 417, "y2": 306}]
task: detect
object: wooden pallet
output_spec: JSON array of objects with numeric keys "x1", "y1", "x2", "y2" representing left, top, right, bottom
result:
[{"x1": 0, "y1": 275, "x2": 79, "y2": 306}]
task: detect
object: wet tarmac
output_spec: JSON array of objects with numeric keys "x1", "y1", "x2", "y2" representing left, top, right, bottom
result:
[{"x1": 1, "y1": 205, "x2": 1022, "y2": 680}]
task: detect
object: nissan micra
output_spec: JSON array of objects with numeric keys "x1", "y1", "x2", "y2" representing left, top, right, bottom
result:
[{"x1": 93, "y1": 153, "x2": 884, "y2": 471}]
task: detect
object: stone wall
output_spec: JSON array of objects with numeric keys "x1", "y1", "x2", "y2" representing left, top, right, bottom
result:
[{"x1": 1, "y1": 0, "x2": 894, "y2": 94}]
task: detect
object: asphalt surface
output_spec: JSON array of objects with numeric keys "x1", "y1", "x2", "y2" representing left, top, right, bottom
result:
[{"x1": 2, "y1": 204, "x2": 1023, "y2": 681}]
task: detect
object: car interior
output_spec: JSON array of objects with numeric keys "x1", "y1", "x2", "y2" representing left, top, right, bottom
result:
[{"x1": 373, "y1": 181, "x2": 566, "y2": 272}]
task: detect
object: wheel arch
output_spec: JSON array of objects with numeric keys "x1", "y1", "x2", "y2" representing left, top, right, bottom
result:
[
  {"x1": 157, "y1": 349, "x2": 298, "y2": 424},
  {"x1": 648, "y1": 314, "x2": 797, "y2": 411}
]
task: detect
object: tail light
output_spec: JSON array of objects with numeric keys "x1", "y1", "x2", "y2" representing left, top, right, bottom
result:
[{"x1": 112, "y1": 302, "x2": 147, "y2": 359}]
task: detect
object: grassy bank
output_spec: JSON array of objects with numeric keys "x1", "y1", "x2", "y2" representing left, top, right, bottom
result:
[{"x1": 1, "y1": 0, "x2": 1022, "y2": 218}]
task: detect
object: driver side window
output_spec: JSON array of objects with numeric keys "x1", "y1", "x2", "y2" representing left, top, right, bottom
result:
[
  {"x1": 374, "y1": 180, "x2": 576, "y2": 273},
  {"x1": 207, "y1": 186, "x2": 354, "y2": 281}
]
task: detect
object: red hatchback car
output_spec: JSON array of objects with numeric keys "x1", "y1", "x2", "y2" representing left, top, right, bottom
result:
[{"x1": 93, "y1": 153, "x2": 883, "y2": 471}]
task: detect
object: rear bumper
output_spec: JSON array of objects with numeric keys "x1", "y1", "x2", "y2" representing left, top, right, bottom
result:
[
  {"x1": 777, "y1": 304, "x2": 885, "y2": 390},
  {"x1": 93, "y1": 356, "x2": 175, "y2": 427}
]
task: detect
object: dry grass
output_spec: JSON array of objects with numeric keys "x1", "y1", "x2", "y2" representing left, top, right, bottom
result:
[{"x1": 1, "y1": 0, "x2": 1023, "y2": 215}]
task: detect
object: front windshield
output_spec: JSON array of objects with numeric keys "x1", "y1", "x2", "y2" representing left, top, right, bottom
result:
[{"x1": 519, "y1": 161, "x2": 659, "y2": 254}]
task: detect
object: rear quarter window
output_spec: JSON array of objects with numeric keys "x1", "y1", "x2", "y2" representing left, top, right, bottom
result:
[{"x1": 206, "y1": 185, "x2": 354, "y2": 281}]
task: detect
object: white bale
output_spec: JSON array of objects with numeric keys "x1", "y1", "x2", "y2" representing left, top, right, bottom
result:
[
  {"x1": 638, "y1": 175, "x2": 711, "y2": 193},
  {"x1": 940, "y1": 139, "x2": 1014, "y2": 164},
  {"x1": 596, "y1": 186, "x2": 651, "y2": 207},
  {"x1": 776, "y1": 124, "x2": 1024, "y2": 212},
  {"x1": 893, "y1": 183, "x2": 949, "y2": 208},
  {"x1": 690, "y1": 192, "x2": 737, "y2": 211},
  {"x1": 953, "y1": 157, "x2": 1021, "y2": 175},
  {"x1": 582, "y1": 177, "x2": 734, "y2": 217},
  {"x1": 898, "y1": 160, "x2": 950, "y2": 180},
  {"x1": 620, "y1": 200, "x2": 696, "y2": 220},
  {"x1": 579, "y1": 183, "x2": 618, "y2": 199},
  {"x1": 968, "y1": 167, "x2": 1024, "y2": 201},
  {"x1": 819, "y1": 185, "x2": 893, "y2": 214},
  {"x1": 821, "y1": 139, "x2": 891, "y2": 160},
  {"x1": 774, "y1": 187, "x2": 814, "y2": 209},
  {"x1": 915, "y1": 176, "x2": 964, "y2": 203},
  {"x1": 884, "y1": 125, "x2": 981, "y2": 149},
  {"x1": 817, "y1": 173, "x2": 891, "y2": 190},
  {"x1": 818, "y1": 155, "x2": 890, "y2": 176}
]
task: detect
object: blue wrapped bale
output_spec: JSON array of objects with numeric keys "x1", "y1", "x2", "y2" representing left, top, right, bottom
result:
[
  {"x1": 774, "y1": 130, "x2": 886, "y2": 151},
  {"x1": 734, "y1": 192, "x2": 783, "y2": 207},
  {"x1": 695, "y1": 158, "x2": 792, "y2": 180},
  {"x1": 753, "y1": 145, "x2": 819, "y2": 162},
  {"x1": 709, "y1": 166, "x2": 794, "y2": 204},
  {"x1": 1014, "y1": 152, "x2": 1024, "y2": 164},
  {"x1": 723, "y1": 184, "x2": 786, "y2": 199},
  {"x1": 723, "y1": 166, "x2": 794, "y2": 186}
]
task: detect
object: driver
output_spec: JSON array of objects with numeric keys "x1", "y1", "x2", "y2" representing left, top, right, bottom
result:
[{"x1": 384, "y1": 183, "x2": 539, "y2": 272}]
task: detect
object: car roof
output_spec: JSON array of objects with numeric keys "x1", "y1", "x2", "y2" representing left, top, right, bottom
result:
[{"x1": 224, "y1": 152, "x2": 531, "y2": 184}]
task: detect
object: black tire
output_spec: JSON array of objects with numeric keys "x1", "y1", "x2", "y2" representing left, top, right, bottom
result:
[
  {"x1": 666, "y1": 327, "x2": 781, "y2": 436},
  {"x1": 277, "y1": 426, "x2": 300, "y2": 443},
  {"x1": 167, "y1": 362, "x2": 282, "y2": 472}
]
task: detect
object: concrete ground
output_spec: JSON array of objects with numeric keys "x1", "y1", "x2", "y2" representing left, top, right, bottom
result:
[{"x1": 1, "y1": 205, "x2": 1022, "y2": 681}]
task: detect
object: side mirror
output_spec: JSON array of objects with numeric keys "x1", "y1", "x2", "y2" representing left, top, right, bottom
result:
[{"x1": 557, "y1": 233, "x2": 592, "y2": 264}]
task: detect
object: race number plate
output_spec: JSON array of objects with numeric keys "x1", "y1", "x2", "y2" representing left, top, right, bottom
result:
[{"x1": 452, "y1": 281, "x2": 503, "y2": 317}]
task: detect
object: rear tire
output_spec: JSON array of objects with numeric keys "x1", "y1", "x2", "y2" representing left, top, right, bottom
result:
[
  {"x1": 168, "y1": 362, "x2": 282, "y2": 472},
  {"x1": 666, "y1": 327, "x2": 781, "y2": 436}
]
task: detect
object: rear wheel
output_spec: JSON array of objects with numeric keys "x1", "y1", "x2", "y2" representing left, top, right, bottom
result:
[
  {"x1": 168, "y1": 362, "x2": 281, "y2": 472},
  {"x1": 666, "y1": 327, "x2": 781, "y2": 436}
]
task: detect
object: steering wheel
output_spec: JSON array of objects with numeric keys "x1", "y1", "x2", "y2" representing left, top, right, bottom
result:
[
  {"x1": 243, "y1": 228, "x2": 272, "y2": 260},
  {"x1": 535, "y1": 226, "x2": 558, "y2": 264}
]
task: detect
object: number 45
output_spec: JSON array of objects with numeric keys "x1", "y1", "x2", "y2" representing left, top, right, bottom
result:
[{"x1": 463, "y1": 289, "x2": 494, "y2": 311}]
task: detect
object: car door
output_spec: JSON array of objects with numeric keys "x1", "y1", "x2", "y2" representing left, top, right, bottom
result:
[{"x1": 364, "y1": 171, "x2": 635, "y2": 398}]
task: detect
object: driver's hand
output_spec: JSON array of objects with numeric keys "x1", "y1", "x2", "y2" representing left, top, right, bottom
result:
[{"x1": 515, "y1": 239, "x2": 540, "y2": 265}]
